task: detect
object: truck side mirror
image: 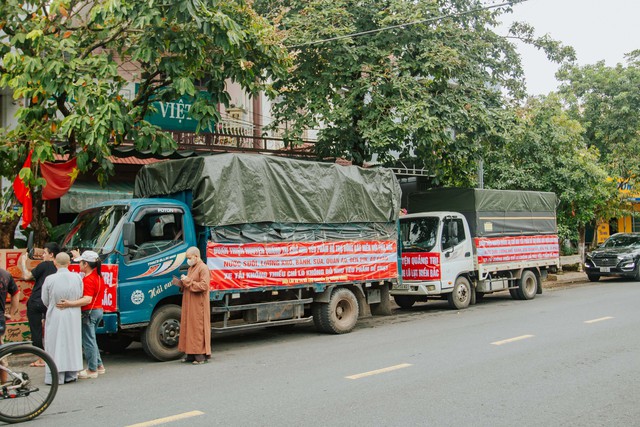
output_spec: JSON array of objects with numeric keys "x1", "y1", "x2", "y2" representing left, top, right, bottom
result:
[{"x1": 122, "y1": 222, "x2": 136, "y2": 248}]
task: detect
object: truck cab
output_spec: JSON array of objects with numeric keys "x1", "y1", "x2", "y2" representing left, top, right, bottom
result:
[
  {"x1": 60, "y1": 198, "x2": 195, "y2": 355},
  {"x1": 394, "y1": 212, "x2": 474, "y2": 308}
]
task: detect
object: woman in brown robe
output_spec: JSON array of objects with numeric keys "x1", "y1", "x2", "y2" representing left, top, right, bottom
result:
[{"x1": 177, "y1": 247, "x2": 211, "y2": 364}]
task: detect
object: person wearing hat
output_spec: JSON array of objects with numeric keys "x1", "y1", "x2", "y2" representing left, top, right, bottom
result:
[{"x1": 57, "y1": 250, "x2": 106, "y2": 379}]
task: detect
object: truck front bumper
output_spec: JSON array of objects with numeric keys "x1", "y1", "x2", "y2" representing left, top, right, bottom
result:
[{"x1": 391, "y1": 281, "x2": 442, "y2": 296}]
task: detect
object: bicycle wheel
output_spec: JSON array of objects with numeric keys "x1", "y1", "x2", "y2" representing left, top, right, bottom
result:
[{"x1": 0, "y1": 345, "x2": 58, "y2": 424}]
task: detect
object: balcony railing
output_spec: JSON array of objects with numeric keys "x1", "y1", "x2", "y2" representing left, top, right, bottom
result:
[{"x1": 168, "y1": 130, "x2": 317, "y2": 158}]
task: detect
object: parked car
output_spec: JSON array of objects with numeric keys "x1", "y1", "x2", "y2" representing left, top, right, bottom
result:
[{"x1": 584, "y1": 233, "x2": 640, "y2": 281}]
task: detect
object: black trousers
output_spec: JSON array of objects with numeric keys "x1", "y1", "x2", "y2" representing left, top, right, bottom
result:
[{"x1": 27, "y1": 300, "x2": 47, "y2": 350}]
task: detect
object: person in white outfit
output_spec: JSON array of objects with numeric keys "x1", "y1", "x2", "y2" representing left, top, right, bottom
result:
[{"x1": 41, "y1": 252, "x2": 84, "y2": 385}]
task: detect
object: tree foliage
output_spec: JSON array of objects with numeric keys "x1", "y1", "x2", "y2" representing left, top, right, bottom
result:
[
  {"x1": 256, "y1": 0, "x2": 573, "y2": 184},
  {"x1": 0, "y1": 0, "x2": 291, "y2": 184},
  {"x1": 558, "y1": 51, "x2": 640, "y2": 186},
  {"x1": 483, "y1": 95, "x2": 620, "y2": 243}
]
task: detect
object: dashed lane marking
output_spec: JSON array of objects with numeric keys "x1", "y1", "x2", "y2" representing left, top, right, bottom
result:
[
  {"x1": 125, "y1": 410, "x2": 205, "y2": 427},
  {"x1": 491, "y1": 334, "x2": 535, "y2": 346},
  {"x1": 346, "y1": 363, "x2": 412, "y2": 380},
  {"x1": 584, "y1": 316, "x2": 614, "y2": 324}
]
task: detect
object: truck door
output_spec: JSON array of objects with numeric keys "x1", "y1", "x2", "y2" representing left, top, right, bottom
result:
[
  {"x1": 118, "y1": 207, "x2": 188, "y2": 325},
  {"x1": 439, "y1": 216, "x2": 473, "y2": 289}
]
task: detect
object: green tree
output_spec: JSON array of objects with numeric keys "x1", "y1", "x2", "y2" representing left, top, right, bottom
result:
[
  {"x1": 0, "y1": 0, "x2": 291, "y2": 243},
  {"x1": 558, "y1": 51, "x2": 640, "y2": 187},
  {"x1": 256, "y1": 0, "x2": 573, "y2": 184},
  {"x1": 483, "y1": 94, "x2": 620, "y2": 259}
]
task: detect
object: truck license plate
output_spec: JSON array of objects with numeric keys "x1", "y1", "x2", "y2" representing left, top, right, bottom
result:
[
  {"x1": 394, "y1": 283, "x2": 409, "y2": 290},
  {"x1": 600, "y1": 267, "x2": 611, "y2": 273}
]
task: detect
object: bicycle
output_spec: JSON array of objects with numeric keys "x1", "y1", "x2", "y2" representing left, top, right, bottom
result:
[{"x1": 0, "y1": 342, "x2": 58, "y2": 424}]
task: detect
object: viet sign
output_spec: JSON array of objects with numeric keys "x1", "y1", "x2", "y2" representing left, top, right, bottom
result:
[{"x1": 207, "y1": 240, "x2": 398, "y2": 289}]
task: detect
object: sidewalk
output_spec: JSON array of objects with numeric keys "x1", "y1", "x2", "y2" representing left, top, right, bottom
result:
[{"x1": 545, "y1": 270, "x2": 589, "y2": 289}]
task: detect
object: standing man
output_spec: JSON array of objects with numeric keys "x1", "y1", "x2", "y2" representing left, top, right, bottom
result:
[
  {"x1": 174, "y1": 247, "x2": 211, "y2": 364},
  {"x1": 0, "y1": 267, "x2": 19, "y2": 384},
  {"x1": 42, "y1": 253, "x2": 83, "y2": 385},
  {"x1": 57, "y1": 250, "x2": 106, "y2": 379},
  {"x1": 21, "y1": 242, "x2": 60, "y2": 362}
]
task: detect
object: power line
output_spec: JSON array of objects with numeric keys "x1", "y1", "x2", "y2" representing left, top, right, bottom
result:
[{"x1": 287, "y1": 0, "x2": 528, "y2": 48}]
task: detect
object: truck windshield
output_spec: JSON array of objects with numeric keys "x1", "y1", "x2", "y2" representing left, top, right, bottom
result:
[
  {"x1": 400, "y1": 217, "x2": 439, "y2": 252},
  {"x1": 61, "y1": 205, "x2": 128, "y2": 254}
]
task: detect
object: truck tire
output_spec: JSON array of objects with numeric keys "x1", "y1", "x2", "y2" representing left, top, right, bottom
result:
[
  {"x1": 317, "y1": 288, "x2": 359, "y2": 334},
  {"x1": 393, "y1": 295, "x2": 416, "y2": 309},
  {"x1": 516, "y1": 270, "x2": 538, "y2": 300},
  {"x1": 509, "y1": 288, "x2": 520, "y2": 300},
  {"x1": 97, "y1": 333, "x2": 134, "y2": 354},
  {"x1": 447, "y1": 276, "x2": 471, "y2": 310},
  {"x1": 141, "y1": 304, "x2": 183, "y2": 361}
]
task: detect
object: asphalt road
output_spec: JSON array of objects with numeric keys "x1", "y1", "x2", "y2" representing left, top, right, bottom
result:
[{"x1": 25, "y1": 279, "x2": 640, "y2": 427}]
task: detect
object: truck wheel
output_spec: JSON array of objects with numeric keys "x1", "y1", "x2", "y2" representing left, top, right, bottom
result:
[
  {"x1": 318, "y1": 288, "x2": 359, "y2": 334},
  {"x1": 587, "y1": 273, "x2": 600, "y2": 282},
  {"x1": 97, "y1": 333, "x2": 133, "y2": 354},
  {"x1": 393, "y1": 295, "x2": 416, "y2": 309},
  {"x1": 516, "y1": 270, "x2": 538, "y2": 300},
  {"x1": 447, "y1": 276, "x2": 471, "y2": 310},
  {"x1": 141, "y1": 304, "x2": 183, "y2": 361},
  {"x1": 509, "y1": 288, "x2": 520, "y2": 300}
]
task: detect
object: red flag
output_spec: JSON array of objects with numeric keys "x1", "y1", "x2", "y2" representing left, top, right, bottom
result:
[
  {"x1": 13, "y1": 150, "x2": 33, "y2": 229},
  {"x1": 40, "y1": 157, "x2": 79, "y2": 200}
]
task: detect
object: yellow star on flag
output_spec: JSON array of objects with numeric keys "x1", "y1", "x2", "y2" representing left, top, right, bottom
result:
[{"x1": 68, "y1": 166, "x2": 79, "y2": 183}]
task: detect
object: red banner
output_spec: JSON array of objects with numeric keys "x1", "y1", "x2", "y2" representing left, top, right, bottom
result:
[
  {"x1": 475, "y1": 235, "x2": 559, "y2": 264},
  {"x1": 68, "y1": 264, "x2": 118, "y2": 312},
  {"x1": 207, "y1": 240, "x2": 398, "y2": 290},
  {"x1": 40, "y1": 157, "x2": 79, "y2": 200},
  {"x1": 401, "y1": 252, "x2": 441, "y2": 280},
  {"x1": 13, "y1": 150, "x2": 33, "y2": 228}
]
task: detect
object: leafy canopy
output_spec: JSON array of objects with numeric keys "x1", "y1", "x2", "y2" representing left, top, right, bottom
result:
[
  {"x1": 483, "y1": 94, "x2": 620, "y2": 242},
  {"x1": 558, "y1": 51, "x2": 640, "y2": 187},
  {"x1": 256, "y1": 0, "x2": 574, "y2": 184},
  {"x1": 0, "y1": 0, "x2": 292, "y2": 185}
]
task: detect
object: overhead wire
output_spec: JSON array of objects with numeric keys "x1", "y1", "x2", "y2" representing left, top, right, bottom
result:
[{"x1": 286, "y1": 0, "x2": 528, "y2": 48}]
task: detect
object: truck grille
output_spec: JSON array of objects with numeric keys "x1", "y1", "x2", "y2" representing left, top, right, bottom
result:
[{"x1": 592, "y1": 257, "x2": 618, "y2": 267}]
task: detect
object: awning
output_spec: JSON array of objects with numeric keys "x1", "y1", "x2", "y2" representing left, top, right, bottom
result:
[{"x1": 60, "y1": 182, "x2": 134, "y2": 213}]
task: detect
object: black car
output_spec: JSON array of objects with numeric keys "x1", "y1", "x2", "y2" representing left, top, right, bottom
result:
[{"x1": 584, "y1": 233, "x2": 640, "y2": 281}]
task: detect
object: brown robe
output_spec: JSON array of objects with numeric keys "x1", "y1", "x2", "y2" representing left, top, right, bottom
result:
[{"x1": 177, "y1": 259, "x2": 212, "y2": 356}]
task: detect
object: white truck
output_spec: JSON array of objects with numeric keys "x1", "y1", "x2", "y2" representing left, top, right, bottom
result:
[{"x1": 392, "y1": 188, "x2": 560, "y2": 309}]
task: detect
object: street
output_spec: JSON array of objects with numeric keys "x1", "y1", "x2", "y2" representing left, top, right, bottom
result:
[{"x1": 26, "y1": 280, "x2": 640, "y2": 427}]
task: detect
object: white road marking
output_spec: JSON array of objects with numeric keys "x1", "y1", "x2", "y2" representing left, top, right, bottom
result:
[
  {"x1": 491, "y1": 334, "x2": 535, "y2": 346},
  {"x1": 584, "y1": 316, "x2": 614, "y2": 324},
  {"x1": 125, "y1": 411, "x2": 205, "y2": 427},
  {"x1": 346, "y1": 363, "x2": 412, "y2": 380}
]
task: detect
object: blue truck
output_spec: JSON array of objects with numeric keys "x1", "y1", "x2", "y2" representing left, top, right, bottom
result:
[{"x1": 58, "y1": 154, "x2": 401, "y2": 361}]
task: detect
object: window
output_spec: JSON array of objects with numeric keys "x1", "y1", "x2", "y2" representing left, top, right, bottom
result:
[
  {"x1": 130, "y1": 211, "x2": 184, "y2": 260},
  {"x1": 441, "y1": 217, "x2": 466, "y2": 250}
]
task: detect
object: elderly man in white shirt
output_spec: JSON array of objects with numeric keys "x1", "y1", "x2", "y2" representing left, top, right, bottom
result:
[{"x1": 41, "y1": 253, "x2": 84, "y2": 385}]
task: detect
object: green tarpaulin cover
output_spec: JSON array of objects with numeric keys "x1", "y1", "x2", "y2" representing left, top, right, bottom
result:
[
  {"x1": 408, "y1": 188, "x2": 557, "y2": 237},
  {"x1": 134, "y1": 154, "x2": 401, "y2": 227}
]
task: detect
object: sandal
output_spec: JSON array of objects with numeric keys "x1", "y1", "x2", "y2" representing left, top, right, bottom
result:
[
  {"x1": 191, "y1": 360, "x2": 206, "y2": 365},
  {"x1": 30, "y1": 360, "x2": 46, "y2": 367}
]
